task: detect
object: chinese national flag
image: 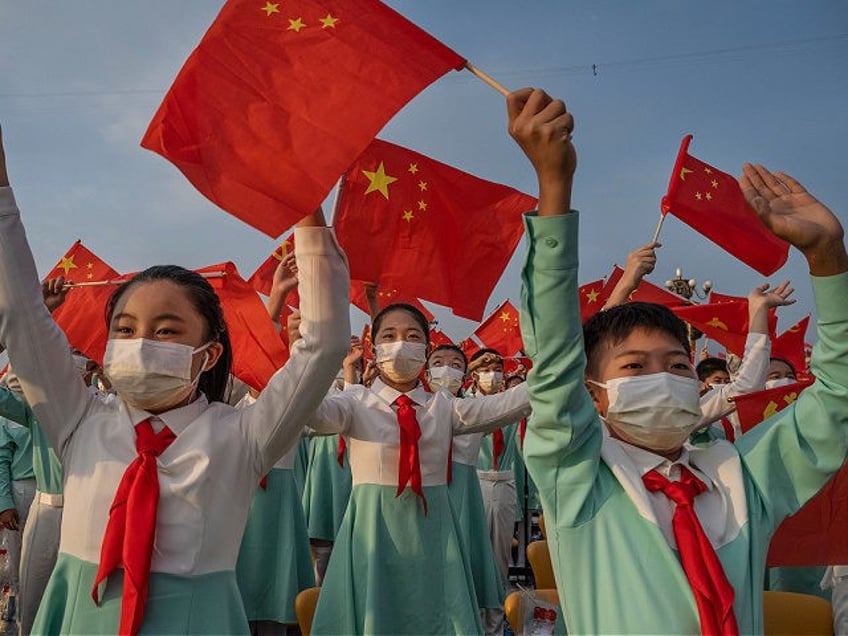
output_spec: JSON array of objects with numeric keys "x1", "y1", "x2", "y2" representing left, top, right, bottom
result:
[
  {"x1": 459, "y1": 338, "x2": 481, "y2": 361},
  {"x1": 45, "y1": 241, "x2": 120, "y2": 365},
  {"x1": 672, "y1": 301, "x2": 749, "y2": 357},
  {"x1": 361, "y1": 324, "x2": 374, "y2": 364},
  {"x1": 473, "y1": 300, "x2": 523, "y2": 356},
  {"x1": 195, "y1": 262, "x2": 289, "y2": 391},
  {"x1": 428, "y1": 329, "x2": 454, "y2": 349},
  {"x1": 661, "y1": 135, "x2": 790, "y2": 275},
  {"x1": 602, "y1": 266, "x2": 691, "y2": 308},
  {"x1": 579, "y1": 278, "x2": 610, "y2": 322},
  {"x1": 772, "y1": 315, "x2": 810, "y2": 376},
  {"x1": 348, "y1": 281, "x2": 435, "y2": 323},
  {"x1": 248, "y1": 234, "x2": 296, "y2": 297},
  {"x1": 733, "y1": 379, "x2": 813, "y2": 434},
  {"x1": 334, "y1": 139, "x2": 534, "y2": 321},
  {"x1": 141, "y1": 0, "x2": 465, "y2": 238}
]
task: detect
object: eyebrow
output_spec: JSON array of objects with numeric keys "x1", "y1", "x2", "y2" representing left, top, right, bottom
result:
[
  {"x1": 612, "y1": 348, "x2": 689, "y2": 358},
  {"x1": 111, "y1": 312, "x2": 187, "y2": 323}
]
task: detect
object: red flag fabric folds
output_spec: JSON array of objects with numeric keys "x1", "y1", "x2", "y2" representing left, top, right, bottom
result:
[
  {"x1": 473, "y1": 300, "x2": 523, "y2": 357},
  {"x1": 661, "y1": 135, "x2": 789, "y2": 276},
  {"x1": 771, "y1": 316, "x2": 810, "y2": 376},
  {"x1": 602, "y1": 266, "x2": 691, "y2": 308},
  {"x1": 248, "y1": 234, "x2": 296, "y2": 297},
  {"x1": 672, "y1": 301, "x2": 749, "y2": 358},
  {"x1": 141, "y1": 0, "x2": 466, "y2": 238},
  {"x1": 45, "y1": 241, "x2": 120, "y2": 365},
  {"x1": 334, "y1": 139, "x2": 534, "y2": 321}
]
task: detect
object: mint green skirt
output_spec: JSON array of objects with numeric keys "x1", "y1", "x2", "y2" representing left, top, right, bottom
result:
[
  {"x1": 449, "y1": 462, "x2": 505, "y2": 609},
  {"x1": 32, "y1": 553, "x2": 248, "y2": 634},
  {"x1": 302, "y1": 435, "x2": 352, "y2": 542},
  {"x1": 311, "y1": 484, "x2": 483, "y2": 635},
  {"x1": 236, "y1": 467, "x2": 315, "y2": 623}
]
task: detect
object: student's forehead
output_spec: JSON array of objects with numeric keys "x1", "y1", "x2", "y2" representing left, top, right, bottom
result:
[
  {"x1": 769, "y1": 359, "x2": 794, "y2": 374},
  {"x1": 113, "y1": 280, "x2": 197, "y2": 316},
  {"x1": 606, "y1": 327, "x2": 687, "y2": 354},
  {"x1": 378, "y1": 310, "x2": 423, "y2": 331},
  {"x1": 430, "y1": 351, "x2": 464, "y2": 366}
]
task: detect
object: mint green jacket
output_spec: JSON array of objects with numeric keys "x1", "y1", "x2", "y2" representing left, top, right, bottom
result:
[{"x1": 520, "y1": 212, "x2": 848, "y2": 634}]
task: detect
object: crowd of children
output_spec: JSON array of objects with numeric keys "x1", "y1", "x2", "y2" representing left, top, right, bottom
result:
[{"x1": 0, "y1": 80, "x2": 846, "y2": 636}]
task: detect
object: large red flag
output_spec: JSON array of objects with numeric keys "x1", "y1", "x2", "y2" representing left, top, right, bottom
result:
[
  {"x1": 473, "y1": 300, "x2": 523, "y2": 356},
  {"x1": 579, "y1": 277, "x2": 611, "y2": 323},
  {"x1": 661, "y1": 135, "x2": 790, "y2": 276},
  {"x1": 602, "y1": 266, "x2": 691, "y2": 308},
  {"x1": 730, "y1": 378, "x2": 848, "y2": 566},
  {"x1": 45, "y1": 241, "x2": 121, "y2": 365},
  {"x1": 141, "y1": 0, "x2": 466, "y2": 238},
  {"x1": 672, "y1": 301, "x2": 749, "y2": 357},
  {"x1": 334, "y1": 139, "x2": 534, "y2": 321},
  {"x1": 195, "y1": 262, "x2": 289, "y2": 391},
  {"x1": 771, "y1": 316, "x2": 810, "y2": 376}
]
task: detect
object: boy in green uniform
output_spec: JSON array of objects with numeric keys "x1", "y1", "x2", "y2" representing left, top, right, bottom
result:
[{"x1": 508, "y1": 86, "x2": 848, "y2": 634}]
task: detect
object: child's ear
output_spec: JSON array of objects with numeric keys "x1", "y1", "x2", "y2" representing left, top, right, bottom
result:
[{"x1": 584, "y1": 378, "x2": 605, "y2": 415}]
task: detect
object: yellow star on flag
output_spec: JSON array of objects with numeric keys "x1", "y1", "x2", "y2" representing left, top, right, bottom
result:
[
  {"x1": 402, "y1": 210, "x2": 414, "y2": 222},
  {"x1": 87, "y1": 262, "x2": 94, "y2": 269},
  {"x1": 705, "y1": 192, "x2": 713, "y2": 201},
  {"x1": 319, "y1": 14, "x2": 339, "y2": 28},
  {"x1": 87, "y1": 272, "x2": 94, "y2": 279},
  {"x1": 408, "y1": 163, "x2": 418, "y2": 175},
  {"x1": 695, "y1": 192, "x2": 703, "y2": 201},
  {"x1": 418, "y1": 181, "x2": 428, "y2": 191},
  {"x1": 711, "y1": 179, "x2": 719, "y2": 188},
  {"x1": 261, "y1": 2, "x2": 280, "y2": 16},
  {"x1": 58, "y1": 255, "x2": 78, "y2": 275},
  {"x1": 288, "y1": 17, "x2": 307, "y2": 32},
  {"x1": 499, "y1": 311, "x2": 512, "y2": 323},
  {"x1": 586, "y1": 288, "x2": 599, "y2": 303},
  {"x1": 418, "y1": 200, "x2": 427, "y2": 211},
  {"x1": 707, "y1": 317, "x2": 728, "y2": 330},
  {"x1": 362, "y1": 162, "x2": 398, "y2": 200}
]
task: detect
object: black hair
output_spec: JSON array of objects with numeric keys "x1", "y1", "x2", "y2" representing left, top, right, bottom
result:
[
  {"x1": 426, "y1": 344, "x2": 468, "y2": 370},
  {"x1": 372, "y1": 303, "x2": 430, "y2": 342},
  {"x1": 469, "y1": 348, "x2": 503, "y2": 364},
  {"x1": 696, "y1": 357, "x2": 729, "y2": 381},
  {"x1": 582, "y1": 302, "x2": 690, "y2": 377},
  {"x1": 105, "y1": 265, "x2": 233, "y2": 403},
  {"x1": 769, "y1": 356, "x2": 797, "y2": 375}
]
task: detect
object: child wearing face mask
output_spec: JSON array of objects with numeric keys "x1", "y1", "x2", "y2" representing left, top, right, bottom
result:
[
  {"x1": 305, "y1": 304, "x2": 531, "y2": 635},
  {"x1": 427, "y1": 344, "x2": 505, "y2": 633},
  {"x1": 0, "y1": 131, "x2": 350, "y2": 635},
  {"x1": 509, "y1": 86, "x2": 848, "y2": 634}
]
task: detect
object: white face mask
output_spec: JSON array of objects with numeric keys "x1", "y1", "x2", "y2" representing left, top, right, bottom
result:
[
  {"x1": 375, "y1": 341, "x2": 426, "y2": 384},
  {"x1": 476, "y1": 371, "x2": 504, "y2": 393},
  {"x1": 103, "y1": 338, "x2": 212, "y2": 412},
  {"x1": 427, "y1": 366, "x2": 465, "y2": 395},
  {"x1": 765, "y1": 377, "x2": 795, "y2": 389},
  {"x1": 593, "y1": 372, "x2": 703, "y2": 454}
]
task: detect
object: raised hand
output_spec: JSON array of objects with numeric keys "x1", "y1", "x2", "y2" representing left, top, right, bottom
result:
[
  {"x1": 739, "y1": 165, "x2": 847, "y2": 275},
  {"x1": 42, "y1": 276, "x2": 69, "y2": 313},
  {"x1": 343, "y1": 336, "x2": 364, "y2": 369},
  {"x1": 747, "y1": 281, "x2": 795, "y2": 335}
]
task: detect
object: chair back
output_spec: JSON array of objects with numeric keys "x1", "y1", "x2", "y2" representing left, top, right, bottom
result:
[
  {"x1": 526, "y1": 539, "x2": 557, "y2": 590},
  {"x1": 763, "y1": 590, "x2": 832, "y2": 635},
  {"x1": 295, "y1": 587, "x2": 322, "y2": 636}
]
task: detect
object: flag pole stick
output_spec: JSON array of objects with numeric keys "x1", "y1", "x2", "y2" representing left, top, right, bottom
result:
[
  {"x1": 464, "y1": 62, "x2": 510, "y2": 97},
  {"x1": 651, "y1": 213, "x2": 667, "y2": 244},
  {"x1": 62, "y1": 271, "x2": 226, "y2": 288}
]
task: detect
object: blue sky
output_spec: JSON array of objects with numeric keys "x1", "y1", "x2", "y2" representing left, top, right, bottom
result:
[{"x1": 1, "y1": 1, "x2": 846, "y2": 346}]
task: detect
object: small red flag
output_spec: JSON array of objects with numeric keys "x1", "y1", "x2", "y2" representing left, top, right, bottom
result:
[
  {"x1": 45, "y1": 241, "x2": 120, "y2": 364},
  {"x1": 733, "y1": 379, "x2": 813, "y2": 434},
  {"x1": 248, "y1": 234, "x2": 296, "y2": 296},
  {"x1": 603, "y1": 266, "x2": 691, "y2": 308},
  {"x1": 579, "y1": 278, "x2": 610, "y2": 322},
  {"x1": 661, "y1": 135, "x2": 790, "y2": 276},
  {"x1": 195, "y1": 262, "x2": 289, "y2": 391},
  {"x1": 771, "y1": 316, "x2": 810, "y2": 376},
  {"x1": 672, "y1": 301, "x2": 750, "y2": 357},
  {"x1": 361, "y1": 324, "x2": 374, "y2": 365},
  {"x1": 334, "y1": 139, "x2": 534, "y2": 321},
  {"x1": 141, "y1": 0, "x2": 466, "y2": 237},
  {"x1": 473, "y1": 300, "x2": 523, "y2": 357},
  {"x1": 429, "y1": 329, "x2": 454, "y2": 349},
  {"x1": 459, "y1": 338, "x2": 481, "y2": 361}
]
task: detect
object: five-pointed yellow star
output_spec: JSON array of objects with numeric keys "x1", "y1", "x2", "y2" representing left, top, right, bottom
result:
[
  {"x1": 418, "y1": 181, "x2": 427, "y2": 192},
  {"x1": 418, "y1": 200, "x2": 427, "y2": 211},
  {"x1": 711, "y1": 179, "x2": 719, "y2": 188},
  {"x1": 705, "y1": 192, "x2": 713, "y2": 201},
  {"x1": 87, "y1": 262, "x2": 94, "y2": 269},
  {"x1": 586, "y1": 288, "x2": 599, "y2": 303},
  {"x1": 261, "y1": 2, "x2": 280, "y2": 16},
  {"x1": 319, "y1": 14, "x2": 339, "y2": 28},
  {"x1": 408, "y1": 163, "x2": 418, "y2": 174},
  {"x1": 402, "y1": 210, "x2": 414, "y2": 222},
  {"x1": 695, "y1": 192, "x2": 703, "y2": 201},
  {"x1": 362, "y1": 161, "x2": 398, "y2": 199},
  {"x1": 499, "y1": 311, "x2": 512, "y2": 323},
  {"x1": 58, "y1": 255, "x2": 78, "y2": 275},
  {"x1": 288, "y1": 17, "x2": 307, "y2": 32},
  {"x1": 704, "y1": 167, "x2": 713, "y2": 174},
  {"x1": 87, "y1": 272, "x2": 94, "y2": 279}
]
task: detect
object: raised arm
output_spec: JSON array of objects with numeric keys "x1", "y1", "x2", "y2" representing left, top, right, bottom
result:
[
  {"x1": 0, "y1": 127, "x2": 90, "y2": 456},
  {"x1": 265, "y1": 252, "x2": 298, "y2": 330},
  {"x1": 734, "y1": 166, "x2": 848, "y2": 523},
  {"x1": 602, "y1": 242, "x2": 660, "y2": 310},
  {"x1": 451, "y1": 383, "x2": 531, "y2": 434},
  {"x1": 242, "y1": 207, "x2": 351, "y2": 474}
]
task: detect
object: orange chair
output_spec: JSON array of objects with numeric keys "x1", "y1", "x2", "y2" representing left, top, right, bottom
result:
[
  {"x1": 526, "y1": 539, "x2": 557, "y2": 590},
  {"x1": 763, "y1": 590, "x2": 832, "y2": 635},
  {"x1": 504, "y1": 588, "x2": 560, "y2": 634},
  {"x1": 295, "y1": 587, "x2": 321, "y2": 636}
]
